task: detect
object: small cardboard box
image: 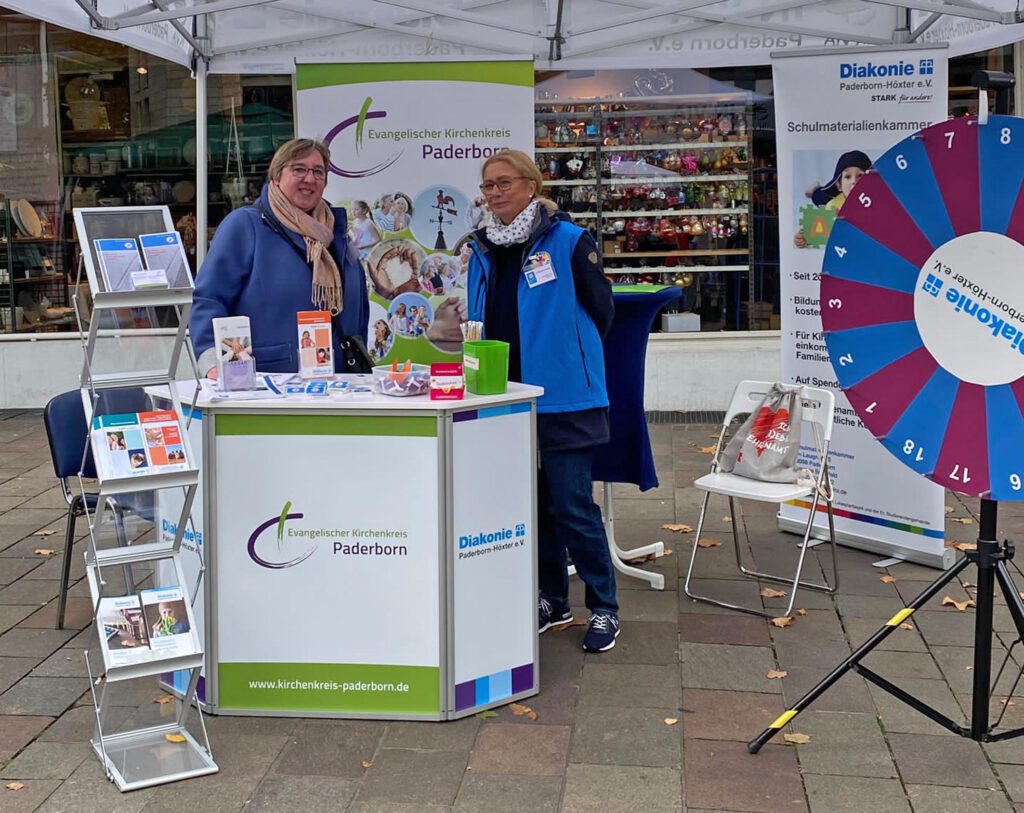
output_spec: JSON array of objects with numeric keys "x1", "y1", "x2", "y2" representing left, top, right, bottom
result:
[
  {"x1": 430, "y1": 362, "x2": 465, "y2": 401},
  {"x1": 661, "y1": 312, "x2": 700, "y2": 332}
]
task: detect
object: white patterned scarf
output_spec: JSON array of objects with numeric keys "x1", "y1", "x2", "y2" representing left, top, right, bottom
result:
[{"x1": 485, "y1": 199, "x2": 539, "y2": 246}]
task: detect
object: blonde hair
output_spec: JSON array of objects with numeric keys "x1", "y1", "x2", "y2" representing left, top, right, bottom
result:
[
  {"x1": 481, "y1": 149, "x2": 558, "y2": 213},
  {"x1": 267, "y1": 138, "x2": 331, "y2": 182}
]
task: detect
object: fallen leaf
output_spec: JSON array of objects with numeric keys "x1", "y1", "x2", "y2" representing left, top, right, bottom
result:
[
  {"x1": 796, "y1": 608, "x2": 808, "y2": 616},
  {"x1": 950, "y1": 517, "x2": 974, "y2": 525},
  {"x1": 5, "y1": 782, "x2": 25, "y2": 791},
  {"x1": 771, "y1": 616, "x2": 794, "y2": 628},
  {"x1": 361, "y1": 760, "x2": 373, "y2": 769},
  {"x1": 33, "y1": 549, "x2": 56, "y2": 556},
  {"x1": 476, "y1": 710, "x2": 498, "y2": 719},
  {"x1": 766, "y1": 669, "x2": 788, "y2": 679},
  {"x1": 664, "y1": 548, "x2": 673, "y2": 556},
  {"x1": 696, "y1": 538, "x2": 721, "y2": 548},
  {"x1": 783, "y1": 732, "x2": 811, "y2": 745},
  {"x1": 510, "y1": 702, "x2": 538, "y2": 721},
  {"x1": 664, "y1": 717, "x2": 679, "y2": 726},
  {"x1": 627, "y1": 553, "x2": 657, "y2": 564},
  {"x1": 722, "y1": 516, "x2": 733, "y2": 523},
  {"x1": 553, "y1": 618, "x2": 587, "y2": 631},
  {"x1": 945, "y1": 506, "x2": 955, "y2": 514},
  {"x1": 962, "y1": 582, "x2": 976, "y2": 589},
  {"x1": 880, "y1": 575, "x2": 896, "y2": 584},
  {"x1": 698, "y1": 445, "x2": 717, "y2": 454},
  {"x1": 941, "y1": 596, "x2": 976, "y2": 612},
  {"x1": 32, "y1": 529, "x2": 57, "y2": 536},
  {"x1": 898, "y1": 622, "x2": 915, "y2": 631},
  {"x1": 1001, "y1": 698, "x2": 1017, "y2": 707},
  {"x1": 952, "y1": 542, "x2": 977, "y2": 552},
  {"x1": 661, "y1": 523, "x2": 693, "y2": 533},
  {"x1": 154, "y1": 694, "x2": 174, "y2": 705},
  {"x1": 164, "y1": 733, "x2": 186, "y2": 743},
  {"x1": 760, "y1": 587, "x2": 787, "y2": 598}
]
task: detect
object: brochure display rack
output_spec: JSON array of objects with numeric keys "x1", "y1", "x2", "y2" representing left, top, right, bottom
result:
[{"x1": 72, "y1": 205, "x2": 217, "y2": 792}]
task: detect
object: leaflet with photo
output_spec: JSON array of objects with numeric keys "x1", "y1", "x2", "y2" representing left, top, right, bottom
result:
[
  {"x1": 297, "y1": 310, "x2": 333, "y2": 379},
  {"x1": 91, "y1": 410, "x2": 190, "y2": 481},
  {"x1": 96, "y1": 586, "x2": 199, "y2": 668},
  {"x1": 93, "y1": 238, "x2": 143, "y2": 292},
  {"x1": 138, "y1": 231, "x2": 194, "y2": 290},
  {"x1": 140, "y1": 585, "x2": 198, "y2": 659},
  {"x1": 213, "y1": 315, "x2": 256, "y2": 391},
  {"x1": 97, "y1": 594, "x2": 152, "y2": 668}
]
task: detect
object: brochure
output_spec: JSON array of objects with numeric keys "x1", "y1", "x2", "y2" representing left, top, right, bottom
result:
[
  {"x1": 97, "y1": 585, "x2": 199, "y2": 668},
  {"x1": 138, "y1": 231, "x2": 194, "y2": 290},
  {"x1": 213, "y1": 315, "x2": 256, "y2": 391},
  {"x1": 297, "y1": 310, "x2": 333, "y2": 379},
  {"x1": 97, "y1": 594, "x2": 150, "y2": 668},
  {"x1": 140, "y1": 585, "x2": 197, "y2": 659},
  {"x1": 91, "y1": 410, "x2": 190, "y2": 481},
  {"x1": 94, "y1": 238, "x2": 143, "y2": 292}
]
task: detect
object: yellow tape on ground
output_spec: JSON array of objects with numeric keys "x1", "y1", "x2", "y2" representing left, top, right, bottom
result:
[
  {"x1": 885, "y1": 607, "x2": 915, "y2": 627},
  {"x1": 769, "y1": 709, "x2": 798, "y2": 730}
]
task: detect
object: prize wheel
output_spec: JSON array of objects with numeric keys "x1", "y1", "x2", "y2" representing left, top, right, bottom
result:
[{"x1": 821, "y1": 114, "x2": 1024, "y2": 500}]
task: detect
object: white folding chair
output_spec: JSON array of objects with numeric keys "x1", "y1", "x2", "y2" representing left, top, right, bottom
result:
[{"x1": 683, "y1": 380, "x2": 839, "y2": 618}]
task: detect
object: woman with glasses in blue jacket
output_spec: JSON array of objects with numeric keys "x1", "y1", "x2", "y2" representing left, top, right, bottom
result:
[
  {"x1": 190, "y1": 138, "x2": 368, "y2": 377},
  {"x1": 466, "y1": 149, "x2": 619, "y2": 653}
]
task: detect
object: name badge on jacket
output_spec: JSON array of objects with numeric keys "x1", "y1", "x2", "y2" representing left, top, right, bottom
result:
[{"x1": 523, "y1": 251, "x2": 557, "y2": 288}]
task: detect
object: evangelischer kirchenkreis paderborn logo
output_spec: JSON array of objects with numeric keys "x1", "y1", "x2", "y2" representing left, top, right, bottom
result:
[{"x1": 247, "y1": 500, "x2": 316, "y2": 570}]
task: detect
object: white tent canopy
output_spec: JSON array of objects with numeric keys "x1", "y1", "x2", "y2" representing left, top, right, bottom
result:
[{"x1": 6, "y1": 0, "x2": 1024, "y2": 73}]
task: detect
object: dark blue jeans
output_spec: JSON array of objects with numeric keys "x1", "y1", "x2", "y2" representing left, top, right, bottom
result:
[{"x1": 538, "y1": 446, "x2": 618, "y2": 615}]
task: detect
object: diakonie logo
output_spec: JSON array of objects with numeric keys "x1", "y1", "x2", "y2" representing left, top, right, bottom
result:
[
  {"x1": 247, "y1": 501, "x2": 317, "y2": 570},
  {"x1": 323, "y1": 96, "x2": 402, "y2": 179}
]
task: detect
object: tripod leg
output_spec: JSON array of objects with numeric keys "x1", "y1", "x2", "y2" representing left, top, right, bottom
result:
[
  {"x1": 995, "y1": 561, "x2": 1024, "y2": 641},
  {"x1": 748, "y1": 554, "x2": 971, "y2": 753}
]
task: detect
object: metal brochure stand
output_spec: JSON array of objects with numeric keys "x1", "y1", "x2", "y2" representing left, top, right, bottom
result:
[{"x1": 71, "y1": 205, "x2": 217, "y2": 791}]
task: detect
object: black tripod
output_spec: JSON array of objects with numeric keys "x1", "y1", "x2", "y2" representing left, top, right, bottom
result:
[
  {"x1": 750, "y1": 497, "x2": 1024, "y2": 752},
  {"x1": 752, "y1": 69, "x2": 1024, "y2": 754}
]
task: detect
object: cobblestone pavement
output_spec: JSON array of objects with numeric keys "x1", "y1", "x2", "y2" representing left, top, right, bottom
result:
[{"x1": 1, "y1": 414, "x2": 1023, "y2": 812}]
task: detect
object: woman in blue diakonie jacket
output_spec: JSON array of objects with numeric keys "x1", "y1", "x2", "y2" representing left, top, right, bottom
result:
[
  {"x1": 190, "y1": 138, "x2": 368, "y2": 377},
  {"x1": 467, "y1": 149, "x2": 620, "y2": 654}
]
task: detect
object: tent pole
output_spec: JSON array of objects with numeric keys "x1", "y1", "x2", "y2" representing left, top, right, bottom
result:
[{"x1": 195, "y1": 16, "x2": 209, "y2": 268}]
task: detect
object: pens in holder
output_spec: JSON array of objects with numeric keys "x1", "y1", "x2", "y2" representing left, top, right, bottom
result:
[{"x1": 461, "y1": 321, "x2": 483, "y2": 342}]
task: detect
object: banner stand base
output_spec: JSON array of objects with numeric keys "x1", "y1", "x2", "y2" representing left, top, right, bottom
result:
[
  {"x1": 777, "y1": 514, "x2": 953, "y2": 571},
  {"x1": 871, "y1": 556, "x2": 905, "y2": 569}
]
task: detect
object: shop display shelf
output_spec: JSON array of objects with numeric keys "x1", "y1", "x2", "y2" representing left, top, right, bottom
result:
[
  {"x1": 603, "y1": 264, "x2": 750, "y2": 274},
  {"x1": 604, "y1": 248, "x2": 749, "y2": 257},
  {"x1": 535, "y1": 145, "x2": 599, "y2": 153},
  {"x1": 603, "y1": 173, "x2": 748, "y2": 184},
  {"x1": 600, "y1": 140, "x2": 742, "y2": 151},
  {"x1": 604, "y1": 206, "x2": 748, "y2": 217}
]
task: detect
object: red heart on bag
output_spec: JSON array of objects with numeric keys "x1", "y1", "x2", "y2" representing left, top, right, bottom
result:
[{"x1": 747, "y1": 406, "x2": 791, "y2": 456}]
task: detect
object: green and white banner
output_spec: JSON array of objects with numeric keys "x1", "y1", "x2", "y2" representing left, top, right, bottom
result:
[{"x1": 295, "y1": 60, "x2": 535, "y2": 366}]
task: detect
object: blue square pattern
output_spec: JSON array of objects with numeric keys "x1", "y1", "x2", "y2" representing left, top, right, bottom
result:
[{"x1": 473, "y1": 668, "x2": 514, "y2": 706}]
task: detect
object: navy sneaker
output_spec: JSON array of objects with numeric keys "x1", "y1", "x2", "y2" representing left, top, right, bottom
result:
[
  {"x1": 583, "y1": 612, "x2": 620, "y2": 652},
  {"x1": 538, "y1": 597, "x2": 573, "y2": 633}
]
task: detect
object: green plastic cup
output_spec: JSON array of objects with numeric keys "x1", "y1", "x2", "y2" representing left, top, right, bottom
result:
[{"x1": 463, "y1": 340, "x2": 509, "y2": 395}]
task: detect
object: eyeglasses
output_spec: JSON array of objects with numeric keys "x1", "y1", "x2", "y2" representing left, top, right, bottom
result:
[
  {"x1": 286, "y1": 164, "x2": 327, "y2": 181},
  {"x1": 480, "y1": 177, "x2": 527, "y2": 195}
]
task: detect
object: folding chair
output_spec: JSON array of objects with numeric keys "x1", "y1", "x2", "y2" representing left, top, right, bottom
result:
[
  {"x1": 43, "y1": 389, "x2": 151, "y2": 629},
  {"x1": 683, "y1": 380, "x2": 839, "y2": 618}
]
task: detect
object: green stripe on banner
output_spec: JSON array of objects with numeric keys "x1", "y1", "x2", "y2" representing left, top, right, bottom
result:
[
  {"x1": 296, "y1": 61, "x2": 534, "y2": 90},
  {"x1": 215, "y1": 414, "x2": 437, "y2": 437},
  {"x1": 219, "y1": 663, "x2": 440, "y2": 714}
]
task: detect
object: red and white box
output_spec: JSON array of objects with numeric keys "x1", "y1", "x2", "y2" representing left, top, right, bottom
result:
[{"x1": 430, "y1": 362, "x2": 464, "y2": 401}]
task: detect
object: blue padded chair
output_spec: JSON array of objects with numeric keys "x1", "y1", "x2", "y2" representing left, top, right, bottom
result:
[{"x1": 43, "y1": 389, "x2": 152, "y2": 629}]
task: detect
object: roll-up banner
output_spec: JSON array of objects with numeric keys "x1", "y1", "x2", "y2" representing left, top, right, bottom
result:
[
  {"x1": 295, "y1": 60, "x2": 535, "y2": 367},
  {"x1": 773, "y1": 47, "x2": 951, "y2": 568}
]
